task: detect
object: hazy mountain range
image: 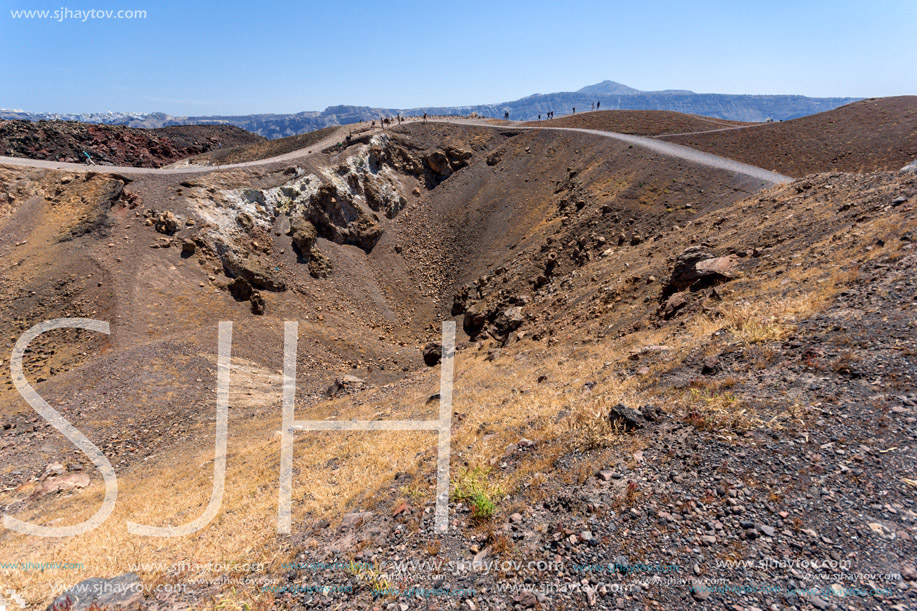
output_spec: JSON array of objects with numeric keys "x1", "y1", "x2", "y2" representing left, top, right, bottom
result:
[{"x1": 1, "y1": 80, "x2": 861, "y2": 139}]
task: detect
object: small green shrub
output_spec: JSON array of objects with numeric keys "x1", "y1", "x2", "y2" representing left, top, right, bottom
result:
[{"x1": 451, "y1": 467, "x2": 504, "y2": 521}]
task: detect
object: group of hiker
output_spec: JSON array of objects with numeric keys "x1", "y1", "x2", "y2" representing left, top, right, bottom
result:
[
  {"x1": 370, "y1": 114, "x2": 410, "y2": 130},
  {"x1": 572, "y1": 101, "x2": 602, "y2": 115},
  {"x1": 361, "y1": 99, "x2": 607, "y2": 135},
  {"x1": 535, "y1": 101, "x2": 601, "y2": 121}
]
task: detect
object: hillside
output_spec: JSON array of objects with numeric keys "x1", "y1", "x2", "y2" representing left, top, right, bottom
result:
[
  {"x1": 0, "y1": 80, "x2": 860, "y2": 139},
  {"x1": 0, "y1": 119, "x2": 914, "y2": 610},
  {"x1": 661, "y1": 96, "x2": 917, "y2": 177},
  {"x1": 524, "y1": 109, "x2": 755, "y2": 135},
  {"x1": 0, "y1": 120, "x2": 263, "y2": 168},
  {"x1": 183, "y1": 125, "x2": 343, "y2": 166}
]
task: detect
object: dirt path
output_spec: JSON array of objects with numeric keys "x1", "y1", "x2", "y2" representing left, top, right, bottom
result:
[
  {"x1": 0, "y1": 128, "x2": 348, "y2": 174},
  {"x1": 0, "y1": 118, "x2": 792, "y2": 185},
  {"x1": 427, "y1": 118, "x2": 792, "y2": 185}
]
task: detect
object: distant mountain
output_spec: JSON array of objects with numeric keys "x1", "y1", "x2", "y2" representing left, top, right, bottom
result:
[
  {"x1": 576, "y1": 80, "x2": 695, "y2": 96},
  {"x1": 1, "y1": 81, "x2": 862, "y2": 139},
  {"x1": 577, "y1": 80, "x2": 644, "y2": 95}
]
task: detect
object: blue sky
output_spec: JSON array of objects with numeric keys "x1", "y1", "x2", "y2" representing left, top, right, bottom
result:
[{"x1": 1, "y1": 0, "x2": 915, "y2": 115}]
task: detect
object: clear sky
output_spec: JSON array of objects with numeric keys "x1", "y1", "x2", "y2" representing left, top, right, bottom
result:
[{"x1": 1, "y1": 0, "x2": 915, "y2": 115}]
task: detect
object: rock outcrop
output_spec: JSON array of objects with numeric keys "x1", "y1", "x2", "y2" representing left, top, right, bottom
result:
[{"x1": 663, "y1": 247, "x2": 738, "y2": 296}]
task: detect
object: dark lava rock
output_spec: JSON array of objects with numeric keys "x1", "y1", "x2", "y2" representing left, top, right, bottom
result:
[
  {"x1": 227, "y1": 277, "x2": 253, "y2": 302},
  {"x1": 422, "y1": 342, "x2": 442, "y2": 367},
  {"x1": 250, "y1": 291, "x2": 265, "y2": 315},
  {"x1": 608, "y1": 403, "x2": 646, "y2": 431},
  {"x1": 664, "y1": 246, "x2": 737, "y2": 296}
]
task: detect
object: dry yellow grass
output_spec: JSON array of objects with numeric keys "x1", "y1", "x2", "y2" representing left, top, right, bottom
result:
[
  {"x1": 0, "y1": 340, "x2": 648, "y2": 604},
  {"x1": 3, "y1": 175, "x2": 910, "y2": 606}
]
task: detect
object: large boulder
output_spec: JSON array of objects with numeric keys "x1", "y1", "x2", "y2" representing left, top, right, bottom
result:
[
  {"x1": 608, "y1": 404, "x2": 646, "y2": 431},
  {"x1": 425, "y1": 151, "x2": 451, "y2": 176},
  {"x1": 250, "y1": 291, "x2": 265, "y2": 315},
  {"x1": 288, "y1": 217, "x2": 318, "y2": 254},
  {"x1": 696, "y1": 256, "x2": 739, "y2": 277},
  {"x1": 222, "y1": 252, "x2": 286, "y2": 292},
  {"x1": 664, "y1": 247, "x2": 738, "y2": 296},
  {"x1": 463, "y1": 303, "x2": 488, "y2": 338},
  {"x1": 422, "y1": 342, "x2": 442, "y2": 367},
  {"x1": 493, "y1": 307, "x2": 524, "y2": 337}
]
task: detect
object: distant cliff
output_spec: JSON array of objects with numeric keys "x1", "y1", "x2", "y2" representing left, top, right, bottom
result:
[{"x1": 1, "y1": 80, "x2": 861, "y2": 139}]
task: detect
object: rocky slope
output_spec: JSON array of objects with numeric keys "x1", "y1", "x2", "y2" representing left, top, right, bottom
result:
[
  {"x1": 0, "y1": 120, "x2": 262, "y2": 167},
  {"x1": 0, "y1": 119, "x2": 914, "y2": 611}
]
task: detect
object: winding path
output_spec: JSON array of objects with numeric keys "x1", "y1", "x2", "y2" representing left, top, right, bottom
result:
[
  {"x1": 0, "y1": 118, "x2": 792, "y2": 185},
  {"x1": 430, "y1": 119, "x2": 791, "y2": 185}
]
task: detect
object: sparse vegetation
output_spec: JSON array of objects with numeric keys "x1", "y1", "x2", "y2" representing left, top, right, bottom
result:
[
  {"x1": 451, "y1": 467, "x2": 504, "y2": 521},
  {"x1": 683, "y1": 387, "x2": 757, "y2": 432}
]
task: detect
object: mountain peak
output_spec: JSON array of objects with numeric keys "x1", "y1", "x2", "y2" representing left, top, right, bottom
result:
[{"x1": 577, "y1": 80, "x2": 642, "y2": 95}]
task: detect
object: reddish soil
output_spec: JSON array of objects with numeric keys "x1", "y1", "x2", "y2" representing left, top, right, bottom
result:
[
  {"x1": 661, "y1": 96, "x2": 917, "y2": 177},
  {"x1": 0, "y1": 120, "x2": 263, "y2": 168},
  {"x1": 524, "y1": 109, "x2": 753, "y2": 135}
]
